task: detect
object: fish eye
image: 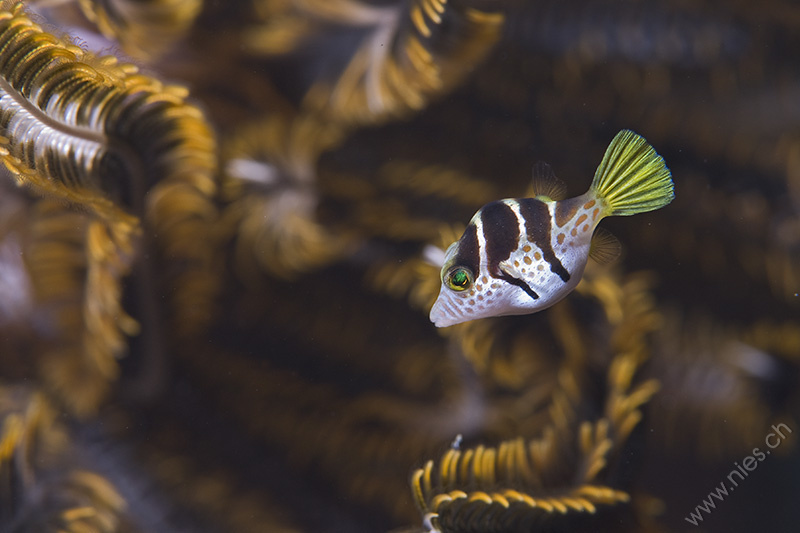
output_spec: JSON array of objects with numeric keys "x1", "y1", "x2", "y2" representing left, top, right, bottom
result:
[{"x1": 445, "y1": 266, "x2": 473, "y2": 291}]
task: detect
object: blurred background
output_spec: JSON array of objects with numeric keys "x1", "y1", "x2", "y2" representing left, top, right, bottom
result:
[{"x1": 0, "y1": 0, "x2": 798, "y2": 531}]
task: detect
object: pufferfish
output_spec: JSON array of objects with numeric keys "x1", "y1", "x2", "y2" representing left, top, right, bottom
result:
[{"x1": 430, "y1": 130, "x2": 674, "y2": 327}]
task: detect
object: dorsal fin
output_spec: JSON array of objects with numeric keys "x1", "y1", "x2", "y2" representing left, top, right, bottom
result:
[
  {"x1": 589, "y1": 227, "x2": 622, "y2": 265},
  {"x1": 529, "y1": 161, "x2": 568, "y2": 201}
]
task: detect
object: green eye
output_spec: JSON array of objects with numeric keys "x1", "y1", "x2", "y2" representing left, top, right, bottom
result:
[{"x1": 445, "y1": 266, "x2": 473, "y2": 291}]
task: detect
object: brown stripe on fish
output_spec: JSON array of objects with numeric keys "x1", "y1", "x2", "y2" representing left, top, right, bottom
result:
[
  {"x1": 517, "y1": 198, "x2": 571, "y2": 283},
  {"x1": 479, "y1": 201, "x2": 521, "y2": 277},
  {"x1": 497, "y1": 269, "x2": 539, "y2": 300},
  {"x1": 453, "y1": 223, "x2": 480, "y2": 276}
]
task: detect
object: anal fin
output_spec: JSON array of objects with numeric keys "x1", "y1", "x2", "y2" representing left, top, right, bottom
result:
[{"x1": 589, "y1": 227, "x2": 622, "y2": 265}]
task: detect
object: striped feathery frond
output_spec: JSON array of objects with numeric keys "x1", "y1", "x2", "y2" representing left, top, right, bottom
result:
[
  {"x1": 408, "y1": 366, "x2": 655, "y2": 533},
  {"x1": 0, "y1": 1, "x2": 219, "y2": 338},
  {"x1": 0, "y1": 0, "x2": 217, "y2": 234},
  {"x1": 220, "y1": 112, "x2": 350, "y2": 282},
  {"x1": 76, "y1": 0, "x2": 203, "y2": 58},
  {"x1": 0, "y1": 385, "x2": 127, "y2": 532},
  {"x1": 243, "y1": 0, "x2": 401, "y2": 56},
  {"x1": 25, "y1": 199, "x2": 138, "y2": 416},
  {"x1": 300, "y1": 0, "x2": 505, "y2": 126},
  {"x1": 1, "y1": 1, "x2": 160, "y2": 214},
  {"x1": 410, "y1": 439, "x2": 631, "y2": 533}
]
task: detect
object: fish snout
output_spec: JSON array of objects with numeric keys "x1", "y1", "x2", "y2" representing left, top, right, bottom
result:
[{"x1": 429, "y1": 293, "x2": 462, "y2": 328}]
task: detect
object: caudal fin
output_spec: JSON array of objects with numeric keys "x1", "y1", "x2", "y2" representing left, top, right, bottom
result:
[{"x1": 591, "y1": 130, "x2": 674, "y2": 216}]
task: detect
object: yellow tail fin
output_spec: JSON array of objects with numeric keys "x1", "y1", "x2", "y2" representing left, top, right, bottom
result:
[{"x1": 591, "y1": 130, "x2": 674, "y2": 216}]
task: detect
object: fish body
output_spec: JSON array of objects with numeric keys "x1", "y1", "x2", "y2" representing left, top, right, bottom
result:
[{"x1": 430, "y1": 130, "x2": 674, "y2": 327}]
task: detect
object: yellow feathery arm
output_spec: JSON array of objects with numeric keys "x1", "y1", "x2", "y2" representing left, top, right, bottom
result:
[
  {"x1": 303, "y1": 0, "x2": 505, "y2": 126},
  {"x1": 77, "y1": 0, "x2": 202, "y2": 59}
]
